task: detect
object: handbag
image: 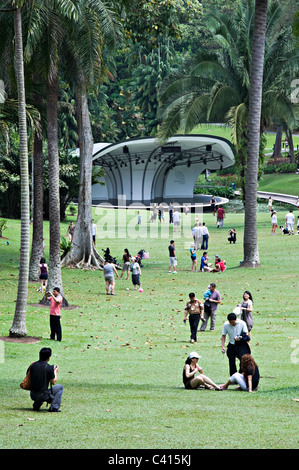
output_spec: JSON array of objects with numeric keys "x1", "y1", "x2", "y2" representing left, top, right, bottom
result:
[{"x1": 20, "y1": 363, "x2": 33, "y2": 390}]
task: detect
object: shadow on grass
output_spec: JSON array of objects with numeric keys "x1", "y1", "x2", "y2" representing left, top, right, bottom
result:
[{"x1": 258, "y1": 385, "x2": 299, "y2": 395}]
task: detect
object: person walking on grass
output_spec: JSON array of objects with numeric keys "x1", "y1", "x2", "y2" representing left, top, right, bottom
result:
[
  {"x1": 216, "y1": 205, "x2": 225, "y2": 228},
  {"x1": 285, "y1": 209, "x2": 295, "y2": 234},
  {"x1": 38, "y1": 257, "x2": 48, "y2": 293},
  {"x1": 239, "y1": 291, "x2": 253, "y2": 337},
  {"x1": 131, "y1": 256, "x2": 142, "y2": 290},
  {"x1": 120, "y1": 248, "x2": 131, "y2": 280},
  {"x1": 103, "y1": 259, "x2": 119, "y2": 295},
  {"x1": 168, "y1": 240, "x2": 177, "y2": 274},
  {"x1": 271, "y1": 210, "x2": 277, "y2": 235},
  {"x1": 183, "y1": 352, "x2": 221, "y2": 390},
  {"x1": 46, "y1": 288, "x2": 63, "y2": 342},
  {"x1": 199, "y1": 283, "x2": 221, "y2": 331},
  {"x1": 183, "y1": 293, "x2": 205, "y2": 343},
  {"x1": 27, "y1": 347, "x2": 63, "y2": 412},
  {"x1": 190, "y1": 244, "x2": 197, "y2": 272}
]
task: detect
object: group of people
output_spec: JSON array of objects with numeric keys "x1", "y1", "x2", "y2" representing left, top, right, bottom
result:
[
  {"x1": 183, "y1": 288, "x2": 253, "y2": 342},
  {"x1": 103, "y1": 248, "x2": 142, "y2": 295},
  {"x1": 182, "y1": 287, "x2": 258, "y2": 393},
  {"x1": 199, "y1": 252, "x2": 226, "y2": 273},
  {"x1": 183, "y1": 349, "x2": 259, "y2": 393},
  {"x1": 271, "y1": 208, "x2": 298, "y2": 235},
  {"x1": 66, "y1": 219, "x2": 97, "y2": 245}
]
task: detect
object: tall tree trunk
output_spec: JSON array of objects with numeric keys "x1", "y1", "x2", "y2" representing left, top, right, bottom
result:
[
  {"x1": 61, "y1": 84, "x2": 103, "y2": 269},
  {"x1": 286, "y1": 127, "x2": 295, "y2": 163},
  {"x1": 9, "y1": 8, "x2": 29, "y2": 337},
  {"x1": 242, "y1": 0, "x2": 268, "y2": 268},
  {"x1": 29, "y1": 97, "x2": 44, "y2": 281},
  {"x1": 272, "y1": 125, "x2": 282, "y2": 159},
  {"x1": 39, "y1": 73, "x2": 68, "y2": 305}
]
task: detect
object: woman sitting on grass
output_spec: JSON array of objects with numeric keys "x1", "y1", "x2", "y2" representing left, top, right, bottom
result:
[
  {"x1": 220, "y1": 354, "x2": 259, "y2": 392},
  {"x1": 183, "y1": 352, "x2": 221, "y2": 390}
]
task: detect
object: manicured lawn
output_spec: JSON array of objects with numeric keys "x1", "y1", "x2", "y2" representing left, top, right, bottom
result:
[
  {"x1": 190, "y1": 124, "x2": 299, "y2": 152},
  {"x1": 0, "y1": 207, "x2": 299, "y2": 449},
  {"x1": 258, "y1": 173, "x2": 299, "y2": 197}
]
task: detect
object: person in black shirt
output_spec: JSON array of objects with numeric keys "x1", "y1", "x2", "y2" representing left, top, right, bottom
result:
[
  {"x1": 168, "y1": 240, "x2": 177, "y2": 274},
  {"x1": 28, "y1": 347, "x2": 63, "y2": 412}
]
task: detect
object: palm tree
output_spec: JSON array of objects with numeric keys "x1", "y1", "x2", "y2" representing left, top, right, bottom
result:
[
  {"x1": 242, "y1": 0, "x2": 269, "y2": 267},
  {"x1": 158, "y1": 0, "x2": 299, "y2": 199},
  {"x1": 61, "y1": 0, "x2": 122, "y2": 269},
  {"x1": 9, "y1": 1, "x2": 30, "y2": 337},
  {"x1": 24, "y1": 0, "x2": 78, "y2": 305}
]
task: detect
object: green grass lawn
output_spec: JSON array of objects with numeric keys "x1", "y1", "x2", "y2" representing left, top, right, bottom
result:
[
  {"x1": 0, "y1": 207, "x2": 299, "y2": 450},
  {"x1": 190, "y1": 124, "x2": 299, "y2": 152},
  {"x1": 258, "y1": 173, "x2": 299, "y2": 197}
]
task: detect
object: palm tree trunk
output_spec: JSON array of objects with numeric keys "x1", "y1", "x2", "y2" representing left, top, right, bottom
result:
[
  {"x1": 61, "y1": 84, "x2": 102, "y2": 269},
  {"x1": 29, "y1": 101, "x2": 44, "y2": 281},
  {"x1": 9, "y1": 8, "x2": 29, "y2": 337},
  {"x1": 39, "y1": 72, "x2": 68, "y2": 305},
  {"x1": 286, "y1": 128, "x2": 295, "y2": 163},
  {"x1": 272, "y1": 125, "x2": 282, "y2": 159},
  {"x1": 242, "y1": 0, "x2": 268, "y2": 268}
]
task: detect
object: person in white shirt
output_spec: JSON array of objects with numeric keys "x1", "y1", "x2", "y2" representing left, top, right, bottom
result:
[
  {"x1": 201, "y1": 222, "x2": 209, "y2": 249},
  {"x1": 91, "y1": 219, "x2": 97, "y2": 246},
  {"x1": 173, "y1": 210, "x2": 181, "y2": 232},
  {"x1": 285, "y1": 210, "x2": 295, "y2": 234},
  {"x1": 192, "y1": 223, "x2": 203, "y2": 250},
  {"x1": 271, "y1": 210, "x2": 277, "y2": 235},
  {"x1": 221, "y1": 313, "x2": 250, "y2": 376}
]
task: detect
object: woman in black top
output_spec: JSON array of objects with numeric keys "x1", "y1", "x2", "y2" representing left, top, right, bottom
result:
[
  {"x1": 183, "y1": 352, "x2": 221, "y2": 390},
  {"x1": 120, "y1": 248, "x2": 131, "y2": 280},
  {"x1": 220, "y1": 354, "x2": 259, "y2": 392}
]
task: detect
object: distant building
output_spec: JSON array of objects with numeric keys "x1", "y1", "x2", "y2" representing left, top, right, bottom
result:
[{"x1": 91, "y1": 134, "x2": 235, "y2": 205}]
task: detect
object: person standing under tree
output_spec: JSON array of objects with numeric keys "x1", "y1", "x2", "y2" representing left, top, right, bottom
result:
[
  {"x1": 91, "y1": 219, "x2": 97, "y2": 246},
  {"x1": 46, "y1": 288, "x2": 63, "y2": 341}
]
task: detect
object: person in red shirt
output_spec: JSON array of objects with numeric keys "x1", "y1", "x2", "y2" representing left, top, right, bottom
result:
[
  {"x1": 216, "y1": 205, "x2": 225, "y2": 228},
  {"x1": 212, "y1": 255, "x2": 226, "y2": 272},
  {"x1": 46, "y1": 287, "x2": 63, "y2": 341}
]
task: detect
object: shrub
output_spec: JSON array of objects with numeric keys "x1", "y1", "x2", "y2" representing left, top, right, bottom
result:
[
  {"x1": 194, "y1": 185, "x2": 235, "y2": 198},
  {"x1": 0, "y1": 219, "x2": 7, "y2": 237}
]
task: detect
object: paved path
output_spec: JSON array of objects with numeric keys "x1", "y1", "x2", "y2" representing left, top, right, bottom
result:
[{"x1": 257, "y1": 191, "x2": 298, "y2": 207}]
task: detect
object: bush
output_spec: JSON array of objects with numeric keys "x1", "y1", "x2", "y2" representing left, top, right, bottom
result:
[
  {"x1": 194, "y1": 185, "x2": 235, "y2": 198},
  {"x1": 275, "y1": 163, "x2": 297, "y2": 173},
  {"x1": 60, "y1": 236, "x2": 72, "y2": 259},
  {"x1": 0, "y1": 219, "x2": 7, "y2": 237},
  {"x1": 264, "y1": 162, "x2": 297, "y2": 174}
]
